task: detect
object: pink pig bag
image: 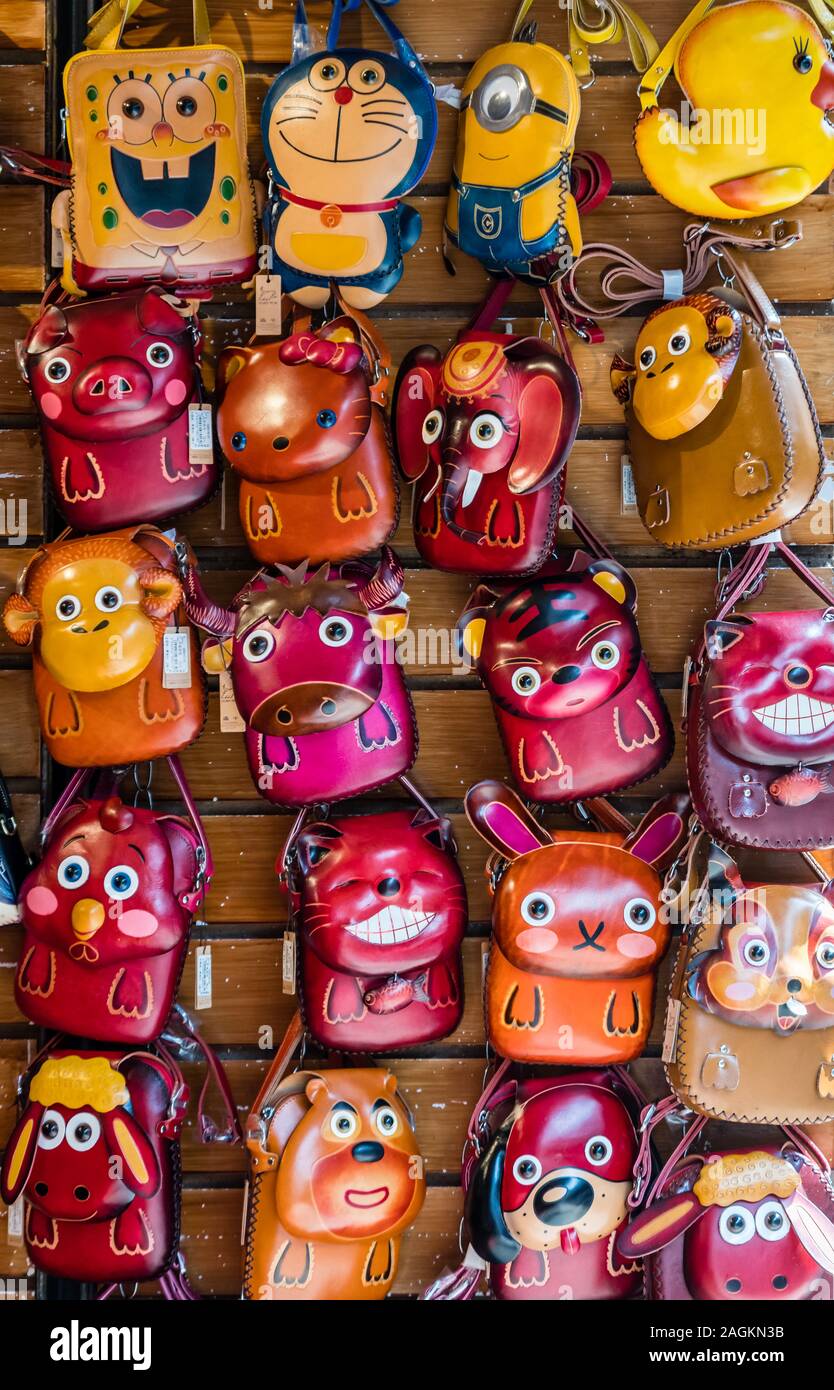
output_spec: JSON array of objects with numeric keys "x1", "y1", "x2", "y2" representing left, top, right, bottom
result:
[{"x1": 183, "y1": 547, "x2": 416, "y2": 807}]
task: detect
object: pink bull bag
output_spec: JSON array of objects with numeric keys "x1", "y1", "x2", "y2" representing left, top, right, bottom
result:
[{"x1": 183, "y1": 547, "x2": 416, "y2": 807}]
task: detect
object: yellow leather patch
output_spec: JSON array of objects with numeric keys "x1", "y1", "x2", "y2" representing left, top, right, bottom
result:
[{"x1": 290, "y1": 233, "x2": 367, "y2": 272}]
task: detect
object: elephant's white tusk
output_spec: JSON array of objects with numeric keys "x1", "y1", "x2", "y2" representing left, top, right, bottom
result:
[{"x1": 461, "y1": 469, "x2": 483, "y2": 508}]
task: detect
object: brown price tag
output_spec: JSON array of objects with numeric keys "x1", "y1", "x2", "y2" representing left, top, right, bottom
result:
[{"x1": 255, "y1": 274, "x2": 283, "y2": 337}]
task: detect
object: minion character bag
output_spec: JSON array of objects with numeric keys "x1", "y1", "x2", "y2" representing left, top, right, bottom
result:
[
  {"x1": 261, "y1": 0, "x2": 438, "y2": 309},
  {"x1": 445, "y1": 0, "x2": 658, "y2": 284},
  {"x1": 51, "y1": 0, "x2": 260, "y2": 296}
]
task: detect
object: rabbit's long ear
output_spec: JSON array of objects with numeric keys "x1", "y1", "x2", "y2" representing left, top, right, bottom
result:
[
  {"x1": 624, "y1": 794, "x2": 689, "y2": 870},
  {"x1": 465, "y1": 781, "x2": 552, "y2": 860},
  {"x1": 786, "y1": 1191, "x2": 834, "y2": 1275}
]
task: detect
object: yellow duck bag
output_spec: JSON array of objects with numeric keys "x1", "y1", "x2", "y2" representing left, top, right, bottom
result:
[
  {"x1": 51, "y1": 0, "x2": 260, "y2": 296},
  {"x1": 634, "y1": 0, "x2": 834, "y2": 219},
  {"x1": 445, "y1": 0, "x2": 658, "y2": 284}
]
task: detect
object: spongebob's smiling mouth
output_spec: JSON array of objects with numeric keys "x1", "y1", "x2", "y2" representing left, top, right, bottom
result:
[{"x1": 111, "y1": 143, "x2": 216, "y2": 229}]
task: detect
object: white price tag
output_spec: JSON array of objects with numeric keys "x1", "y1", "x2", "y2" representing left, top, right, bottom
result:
[
  {"x1": 50, "y1": 223, "x2": 64, "y2": 269},
  {"x1": 282, "y1": 932, "x2": 296, "y2": 995},
  {"x1": 194, "y1": 943, "x2": 213, "y2": 1010},
  {"x1": 662, "y1": 997, "x2": 681, "y2": 1063},
  {"x1": 219, "y1": 668, "x2": 245, "y2": 731},
  {"x1": 188, "y1": 403, "x2": 213, "y2": 469},
  {"x1": 163, "y1": 627, "x2": 192, "y2": 689},
  {"x1": 255, "y1": 273, "x2": 283, "y2": 337},
  {"x1": 621, "y1": 457, "x2": 638, "y2": 514}
]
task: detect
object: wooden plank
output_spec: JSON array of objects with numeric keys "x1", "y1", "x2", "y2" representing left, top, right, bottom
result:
[
  {"x1": 0, "y1": 305, "x2": 38, "y2": 413},
  {"x1": 0, "y1": 187, "x2": 44, "y2": 294},
  {"x1": 0, "y1": 673, "x2": 39, "y2": 778},
  {"x1": 0, "y1": 65, "x2": 45, "y2": 154},
  {"x1": 0, "y1": 1, "x2": 46, "y2": 51},
  {"x1": 0, "y1": 429, "x2": 42, "y2": 539}
]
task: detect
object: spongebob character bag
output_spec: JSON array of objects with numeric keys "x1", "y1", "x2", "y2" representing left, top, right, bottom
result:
[
  {"x1": 445, "y1": 0, "x2": 657, "y2": 284},
  {"x1": 634, "y1": 0, "x2": 834, "y2": 220},
  {"x1": 261, "y1": 0, "x2": 438, "y2": 309},
  {"x1": 51, "y1": 0, "x2": 259, "y2": 297}
]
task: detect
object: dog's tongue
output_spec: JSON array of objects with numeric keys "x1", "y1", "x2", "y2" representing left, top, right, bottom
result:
[{"x1": 560, "y1": 1226, "x2": 580, "y2": 1256}]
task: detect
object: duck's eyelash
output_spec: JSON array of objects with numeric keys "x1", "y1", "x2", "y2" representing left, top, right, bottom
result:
[{"x1": 793, "y1": 36, "x2": 810, "y2": 56}]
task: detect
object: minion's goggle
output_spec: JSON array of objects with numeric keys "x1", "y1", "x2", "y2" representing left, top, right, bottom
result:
[{"x1": 464, "y1": 64, "x2": 568, "y2": 134}]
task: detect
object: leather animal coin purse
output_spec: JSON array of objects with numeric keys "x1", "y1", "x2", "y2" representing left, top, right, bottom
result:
[
  {"x1": 3, "y1": 527, "x2": 206, "y2": 767},
  {"x1": 457, "y1": 549, "x2": 672, "y2": 801},
  {"x1": 50, "y1": 0, "x2": 260, "y2": 296},
  {"x1": 620, "y1": 1132, "x2": 834, "y2": 1301},
  {"x1": 1, "y1": 1046, "x2": 191, "y2": 1291},
  {"x1": 261, "y1": 0, "x2": 437, "y2": 309},
  {"x1": 286, "y1": 799, "x2": 467, "y2": 1050},
  {"x1": 663, "y1": 840, "x2": 834, "y2": 1124},
  {"x1": 183, "y1": 547, "x2": 415, "y2": 807},
  {"x1": 466, "y1": 781, "x2": 688, "y2": 1064},
  {"x1": 445, "y1": 0, "x2": 655, "y2": 283},
  {"x1": 15, "y1": 760, "x2": 210, "y2": 1045},
  {"x1": 425, "y1": 1066, "x2": 645, "y2": 1300},
  {"x1": 244, "y1": 1046, "x2": 425, "y2": 1299},
  {"x1": 23, "y1": 288, "x2": 215, "y2": 532},
  {"x1": 393, "y1": 286, "x2": 580, "y2": 575},
  {"x1": 216, "y1": 316, "x2": 397, "y2": 565},
  {"x1": 634, "y1": 0, "x2": 834, "y2": 219},
  {"x1": 686, "y1": 540, "x2": 834, "y2": 850}
]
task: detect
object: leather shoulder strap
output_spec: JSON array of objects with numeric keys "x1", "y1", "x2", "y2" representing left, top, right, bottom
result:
[{"x1": 85, "y1": 0, "x2": 212, "y2": 50}]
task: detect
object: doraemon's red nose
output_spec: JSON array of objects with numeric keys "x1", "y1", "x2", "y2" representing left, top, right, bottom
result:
[
  {"x1": 811, "y1": 59, "x2": 834, "y2": 111},
  {"x1": 334, "y1": 86, "x2": 353, "y2": 105}
]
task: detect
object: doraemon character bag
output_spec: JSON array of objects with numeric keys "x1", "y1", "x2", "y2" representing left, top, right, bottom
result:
[{"x1": 262, "y1": 0, "x2": 438, "y2": 309}]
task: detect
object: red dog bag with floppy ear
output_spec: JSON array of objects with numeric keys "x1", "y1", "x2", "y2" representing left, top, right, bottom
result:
[
  {"x1": 0, "y1": 1045, "x2": 187, "y2": 1286},
  {"x1": 426, "y1": 1066, "x2": 646, "y2": 1300},
  {"x1": 15, "y1": 759, "x2": 211, "y2": 1045},
  {"x1": 466, "y1": 781, "x2": 688, "y2": 1064},
  {"x1": 286, "y1": 796, "x2": 468, "y2": 1051},
  {"x1": 2, "y1": 526, "x2": 206, "y2": 767},
  {"x1": 458, "y1": 546, "x2": 673, "y2": 802},
  {"x1": 619, "y1": 1111, "x2": 834, "y2": 1301},
  {"x1": 687, "y1": 540, "x2": 834, "y2": 851},
  {"x1": 22, "y1": 288, "x2": 216, "y2": 533},
  {"x1": 183, "y1": 548, "x2": 416, "y2": 808},
  {"x1": 392, "y1": 284, "x2": 580, "y2": 576}
]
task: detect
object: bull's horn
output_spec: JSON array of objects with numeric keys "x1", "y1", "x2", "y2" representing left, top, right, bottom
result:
[
  {"x1": 181, "y1": 565, "x2": 236, "y2": 638},
  {"x1": 357, "y1": 547, "x2": 404, "y2": 611}
]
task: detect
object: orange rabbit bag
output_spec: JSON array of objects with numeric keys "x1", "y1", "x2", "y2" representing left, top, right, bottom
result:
[
  {"x1": 2, "y1": 527, "x2": 205, "y2": 766},
  {"x1": 466, "y1": 781, "x2": 689, "y2": 1064}
]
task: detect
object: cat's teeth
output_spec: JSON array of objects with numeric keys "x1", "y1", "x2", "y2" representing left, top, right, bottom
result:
[
  {"x1": 461, "y1": 470, "x2": 483, "y2": 508},
  {"x1": 752, "y1": 693, "x2": 834, "y2": 736},
  {"x1": 345, "y1": 907, "x2": 435, "y2": 944}
]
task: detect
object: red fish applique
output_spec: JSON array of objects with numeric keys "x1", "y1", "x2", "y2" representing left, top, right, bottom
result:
[{"x1": 769, "y1": 764, "x2": 834, "y2": 807}]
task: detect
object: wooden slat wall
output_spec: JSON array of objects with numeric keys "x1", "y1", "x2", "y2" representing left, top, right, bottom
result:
[{"x1": 0, "y1": 0, "x2": 833, "y2": 1298}]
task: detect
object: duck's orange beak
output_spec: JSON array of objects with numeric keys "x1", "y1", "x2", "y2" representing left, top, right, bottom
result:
[{"x1": 811, "y1": 59, "x2": 834, "y2": 112}]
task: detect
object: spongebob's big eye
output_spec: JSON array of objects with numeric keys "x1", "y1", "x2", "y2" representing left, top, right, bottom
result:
[
  {"x1": 57, "y1": 856, "x2": 90, "y2": 890},
  {"x1": 816, "y1": 941, "x2": 834, "y2": 970},
  {"x1": 638, "y1": 345, "x2": 656, "y2": 370},
  {"x1": 45, "y1": 357, "x2": 71, "y2": 383},
  {"x1": 668, "y1": 330, "x2": 691, "y2": 356},
  {"x1": 373, "y1": 1106, "x2": 400, "y2": 1137},
  {"x1": 591, "y1": 641, "x2": 620, "y2": 670},
  {"x1": 107, "y1": 79, "x2": 161, "y2": 145},
  {"x1": 56, "y1": 594, "x2": 82, "y2": 621},
  {"x1": 512, "y1": 1155, "x2": 542, "y2": 1186},
  {"x1": 330, "y1": 1108, "x2": 358, "y2": 1139},
  {"x1": 521, "y1": 892, "x2": 555, "y2": 926},
  {"x1": 421, "y1": 409, "x2": 444, "y2": 444},
  {"x1": 743, "y1": 938, "x2": 769, "y2": 967},
  {"x1": 123, "y1": 98, "x2": 144, "y2": 119},
  {"x1": 104, "y1": 865, "x2": 139, "y2": 901},
  {"x1": 243, "y1": 629, "x2": 275, "y2": 663},
  {"x1": 162, "y1": 77, "x2": 215, "y2": 139},
  {"x1": 469, "y1": 413, "x2": 505, "y2": 449},
  {"x1": 511, "y1": 666, "x2": 541, "y2": 696}
]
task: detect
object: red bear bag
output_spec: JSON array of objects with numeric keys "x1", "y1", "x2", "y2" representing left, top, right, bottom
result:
[
  {"x1": 283, "y1": 790, "x2": 468, "y2": 1051},
  {"x1": 457, "y1": 540, "x2": 672, "y2": 802},
  {"x1": 15, "y1": 759, "x2": 211, "y2": 1045},
  {"x1": 22, "y1": 288, "x2": 216, "y2": 532}
]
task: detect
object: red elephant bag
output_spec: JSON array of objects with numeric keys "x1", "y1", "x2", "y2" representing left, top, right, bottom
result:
[
  {"x1": 22, "y1": 287, "x2": 216, "y2": 532},
  {"x1": 424, "y1": 1063, "x2": 646, "y2": 1301},
  {"x1": 283, "y1": 787, "x2": 468, "y2": 1051},
  {"x1": 686, "y1": 539, "x2": 834, "y2": 851},
  {"x1": 392, "y1": 281, "x2": 580, "y2": 575},
  {"x1": 15, "y1": 758, "x2": 211, "y2": 1045},
  {"x1": 466, "y1": 781, "x2": 688, "y2": 1064},
  {"x1": 2, "y1": 526, "x2": 206, "y2": 767},
  {"x1": 457, "y1": 535, "x2": 673, "y2": 802},
  {"x1": 0, "y1": 1044, "x2": 192, "y2": 1291},
  {"x1": 619, "y1": 1102, "x2": 834, "y2": 1301}
]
